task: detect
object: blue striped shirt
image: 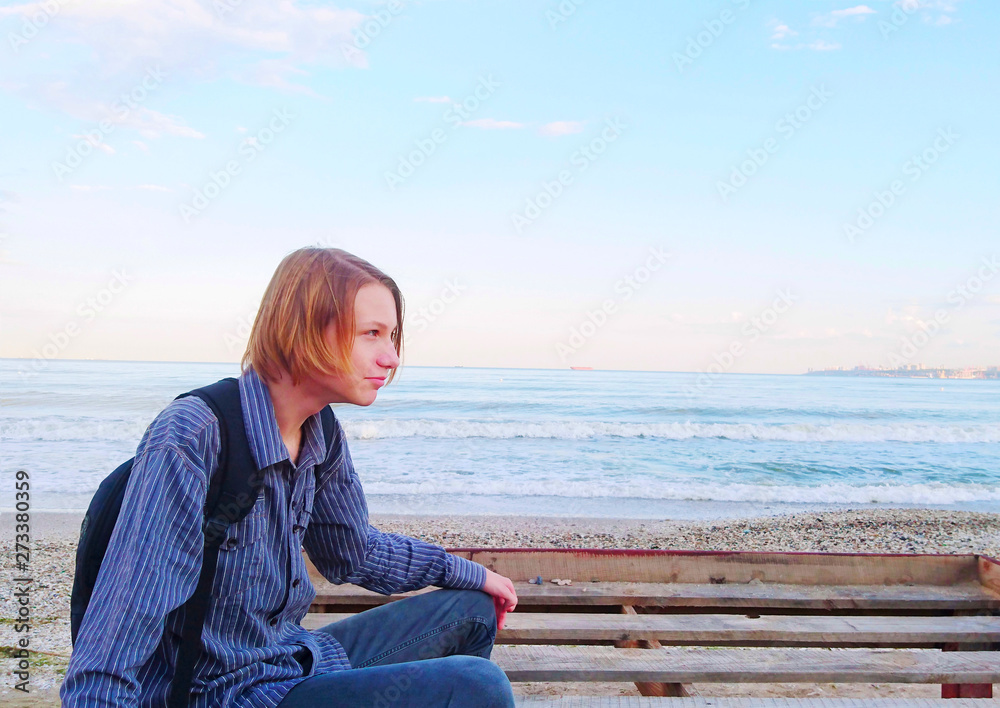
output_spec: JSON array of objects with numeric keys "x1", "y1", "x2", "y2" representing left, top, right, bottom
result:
[{"x1": 60, "y1": 368, "x2": 487, "y2": 708}]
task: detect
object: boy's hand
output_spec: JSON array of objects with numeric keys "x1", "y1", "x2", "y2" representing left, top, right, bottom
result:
[{"x1": 481, "y1": 568, "x2": 517, "y2": 631}]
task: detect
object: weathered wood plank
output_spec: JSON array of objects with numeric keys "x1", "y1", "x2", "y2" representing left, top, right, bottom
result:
[
  {"x1": 446, "y1": 549, "x2": 980, "y2": 586},
  {"x1": 309, "y1": 581, "x2": 1000, "y2": 612},
  {"x1": 306, "y1": 551, "x2": 981, "y2": 589},
  {"x1": 508, "y1": 612, "x2": 1000, "y2": 644},
  {"x1": 300, "y1": 611, "x2": 1000, "y2": 646},
  {"x1": 493, "y1": 646, "x2": 1000, "y2": 683},
  {"x1": 513, "y1": 700, "x2": 1000, "y2": 708}
]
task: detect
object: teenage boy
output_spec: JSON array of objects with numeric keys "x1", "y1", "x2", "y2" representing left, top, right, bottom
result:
[{"x1": 61, "y1": 248, "x2": 518, "y2": 708}]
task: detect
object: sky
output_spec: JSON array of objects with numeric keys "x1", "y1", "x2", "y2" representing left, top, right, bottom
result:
[{"x1": 1, "y1": 0, "x2": 997, "y2": 374}]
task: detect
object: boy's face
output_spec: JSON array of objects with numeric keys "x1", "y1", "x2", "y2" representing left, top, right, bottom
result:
[{"x1": 316, "y1": 283, "x2": 400, "y2": 406}]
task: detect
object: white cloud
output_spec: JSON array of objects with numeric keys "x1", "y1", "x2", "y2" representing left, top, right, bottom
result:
[
  {"x1": 458, "y1": 118, "x2": 524, "y2": 130},
  {"x1": 771, "y1": 40, "x2": 842, "y2": 51},
  {"x1": 414, "y1": 96, "x2": 452, "y2": 104},
  {"x1": 66, "y1": 183, "x2": 171, "y2": 192},
  {"x1": 894, "y1": 0, "x2": 961, "y2": 27},
  {"x1": 38, "y1": 83, "x2": 206, "y2": 140},
  {"x1": 834, "y1": 5, "x2": 878, "y2": 17},
  {"x1": 539, "y1": 121, "x2": 586, "y2": 137},
  {"x1": 129, "y1": 107, "x2": 206, "y2": 139},
  {"x1": 71, "y1": 134, "x2": 116, "y2": 155},
  {"x1": 770, "y1": 22, "x2": 798, "y2": 40},
  {"x1": 0, "y1": 191, "x2": 20, "y2": 215},
  {"x1": 132, "y1": 140, "x2": 149, "y2": 151},
  {"x1": 815, "y1": 4, "x2": 877, "y2": 27},
  {"x1": 1, "y1": 0, "x2": 366, "y2": 121},
  {"x1": 895, "y1": 0, "x2": 960, "y2": 13}
]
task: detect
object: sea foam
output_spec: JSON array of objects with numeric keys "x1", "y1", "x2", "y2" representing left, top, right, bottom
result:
[{"x1": 343, "y1": 419, "x2": 1000, "y2": 444}]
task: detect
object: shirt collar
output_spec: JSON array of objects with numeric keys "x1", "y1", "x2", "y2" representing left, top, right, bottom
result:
[{"x1": 239, "y1": 367, "x2": 326, "y2": 471}]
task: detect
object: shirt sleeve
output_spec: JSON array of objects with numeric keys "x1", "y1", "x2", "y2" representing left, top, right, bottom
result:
[
  {"x1": 60, "y1": 398, "x2": 218, "y2": 708},
  {"x1": 303, "y1": 420, "x2": 486, "y2": 595}
]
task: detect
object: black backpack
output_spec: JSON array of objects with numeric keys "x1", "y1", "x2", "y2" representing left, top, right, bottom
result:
[{"x1": 70, "y1": 377, "x2": 334, "y2": 708}]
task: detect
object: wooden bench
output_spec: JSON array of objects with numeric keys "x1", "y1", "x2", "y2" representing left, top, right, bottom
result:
[
  {"x1": 512, "y1": 701, "x2": 999, "y2": 707},
  {"x1": 303, "y1": 549, "x2": 1000, "y2": 702}
]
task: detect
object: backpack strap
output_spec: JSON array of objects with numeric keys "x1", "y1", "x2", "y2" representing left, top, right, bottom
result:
[
  {"x1": 167, "y1": 377, "x2": 263, "y2": 708},
  {"x1": 319, "y1": 404, "x2": 336, "y2": 465}
]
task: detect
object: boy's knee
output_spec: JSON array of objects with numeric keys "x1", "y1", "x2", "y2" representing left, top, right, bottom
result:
[
  {"x1": 448, "y1": 657, "x2": 514, "y2": 708},
  {"x1": 468, "y1": 589, "x2": 497, "y2": 624},
  {"x1": 458, "y1": 590, "x2": 498, "y2": 650},
  {"x1": 441, "y1": 588, "x2": 497, "y2": 633}
]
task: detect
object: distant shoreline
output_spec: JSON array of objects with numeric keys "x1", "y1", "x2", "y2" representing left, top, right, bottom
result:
[{"x1": 808, "y1": 366, "x2": 998, "y2": 380}]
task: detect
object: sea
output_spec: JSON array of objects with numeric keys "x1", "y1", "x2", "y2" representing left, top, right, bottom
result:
[{"x1": 1, "y1": 359, "x2": 998, "y2": 519}]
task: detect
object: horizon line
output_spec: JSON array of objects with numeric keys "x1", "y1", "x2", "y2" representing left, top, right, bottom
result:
[
  {"x1": 0, "y1": 356, "x2": 811, "y2": 376},
  {"x1": 3, "y1": 357, "x2": 998, "y2": 377}
]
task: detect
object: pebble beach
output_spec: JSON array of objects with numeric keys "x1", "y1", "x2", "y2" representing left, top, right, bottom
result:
[{"x1": 2, "y1": 508, "x2": 999, "y2": 705}]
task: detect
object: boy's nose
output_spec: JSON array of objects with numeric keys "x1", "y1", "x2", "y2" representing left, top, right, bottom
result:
[{"x1": 377, "y1": 347, "x2": 400, "y2": 370}]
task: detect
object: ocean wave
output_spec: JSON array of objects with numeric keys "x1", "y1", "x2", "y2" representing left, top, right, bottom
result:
[
  {"x1": 4, "y1": 416, "x2": 998, "y2": 445},
  {"x1": 0, "y1": 417, "x2": 151, "y2": 442},
  {"x1": 343, "y1": 419, "x2": 1000, "y2": 443},
  {"x1": 362, "y1": 480, "x2": 1000, "y2": 505}
]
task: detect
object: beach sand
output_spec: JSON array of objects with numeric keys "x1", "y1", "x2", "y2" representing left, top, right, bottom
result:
[{"x1": 2, "y1": 508, "x2": 998, "y2": 706}]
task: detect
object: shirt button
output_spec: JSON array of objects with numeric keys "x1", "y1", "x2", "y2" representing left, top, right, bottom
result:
[
  {"x1": 226, "y1": 538, "x2": 238, "y2": 549},
  {"x1": 292, "y1": 578, "x2": 301, "y2": 588}
]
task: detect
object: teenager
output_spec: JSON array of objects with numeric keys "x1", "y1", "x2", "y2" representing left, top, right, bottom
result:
[{"x1": 61, "y1": 247, "x2": 518, "y2": 708}]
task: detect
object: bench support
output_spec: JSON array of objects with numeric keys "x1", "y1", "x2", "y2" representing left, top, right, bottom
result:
[
  {"x1": 941, "y1": 607, "x2": 994, "y2": 699},
  {"x1": 616, "y1": 606, "x2": 692, "y2": 698},
  {"x1": 941, "y1": 640, "x2": 993, "y2": 698}
]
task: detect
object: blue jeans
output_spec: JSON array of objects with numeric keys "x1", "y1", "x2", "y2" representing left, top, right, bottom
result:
[{"x1": 277, "y1": 589, "x2": 514, "y2": 708}]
